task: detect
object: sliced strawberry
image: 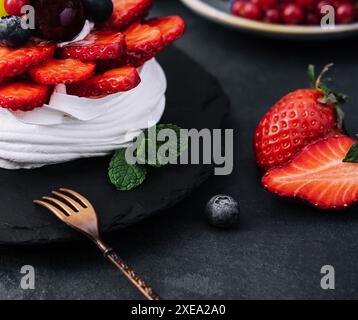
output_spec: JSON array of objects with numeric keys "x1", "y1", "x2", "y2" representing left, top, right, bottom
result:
[
  {"x1": 29, "y1": 59, "x2": 96, "y2": 85},
  {"x1": 59, "y1": 31, "x2": 126, "y2": 61},
  {"x1": 0, "y1": 82, "x2": 51, "y2": 111},
  {"x1": 262, "y1": 135, "x2": 358, "y2": 210},
  {"x1": 67, "y1": 66, "x2": 140, "y2": 97},
  {"x1": 0, "y1": 44, "x2": 55, "y2": 79},
  {"x1": 105, "y1": 0, "x2": 153, "y2": 30},
  {"x1": 124, "y1": 23, "x2": 164, "y2": 67},
  {"x1": 147, "y1": 16, "x2": 186, "y2": 46}
]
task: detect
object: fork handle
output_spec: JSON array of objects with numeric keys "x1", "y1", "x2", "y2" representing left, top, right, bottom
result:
[{"x1": 95, "y1": 240, "x2": 160, "y2": 300}]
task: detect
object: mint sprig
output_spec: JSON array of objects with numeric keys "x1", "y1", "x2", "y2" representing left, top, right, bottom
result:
[
  {"x1": 108, "y1": 149, "x2": 146, "y2": 191},
  {"x1": 136, "y1": 124, "x2": 188, "y2": 167},
  {"x1": 108, "y1": 124, "x2": 188, "y2": 191},
  {"x1": 343, "y1": 141, "x2": 358, "y2": 163}
]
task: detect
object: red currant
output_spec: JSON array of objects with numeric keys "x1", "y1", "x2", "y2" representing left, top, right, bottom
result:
[
  {"x1": 281, "y1": 0, "x2": 296, "y2": 4},
  {"x1": 252, "y1": 0, "x2": 278, "y2": 10},
  {"x1": 305, "y1": 12, "x2": 320, "y2": 24},
  {"x1": 281, "y1": 4, "x2": 304, "y2": 24},
  {"x1": 231, "y1": 0, "x2": 246, "y2": 16},
  {"x1": 336, "y1": 3, "x2": 356, "y2": 23},
  {"x1": 333, "y1": 0, "x2": 354, "y2": 7},
  {"x1": 4, "y1": 0, "x2": 29, "y2": 16},
  {"x1": 241, "y1": 2, "x2": 262, "y2": 20},
  {"x1": 295, "y1": 0, "x2": 317, "y2": 9},
  {"x1": 263, "y1": 8, "x2": 281, "y2": 23}
]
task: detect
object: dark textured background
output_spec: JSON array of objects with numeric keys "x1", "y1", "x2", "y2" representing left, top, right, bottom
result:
[{"x1": 1, "y1": 0, "x2": 358, "y2": 299}]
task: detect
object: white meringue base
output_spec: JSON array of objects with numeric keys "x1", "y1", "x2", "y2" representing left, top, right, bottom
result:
[{"x1": 0, "y1": 59, "x2": 167, "y2": 169}]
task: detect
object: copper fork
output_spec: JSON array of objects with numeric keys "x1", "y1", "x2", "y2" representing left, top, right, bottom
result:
[{"x1": 34, "y1": 188, "x2": 160, "y2": 300}]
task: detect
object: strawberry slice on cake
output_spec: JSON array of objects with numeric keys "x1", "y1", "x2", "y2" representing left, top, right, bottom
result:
[
  {"x1": 0, "y1": 44, "x2": 55, "y2": 80},
  {"x1": 147, "y1": 16, "x2": 186, "y2": 47},
  {"x1": 104, "y1": 0, "x2": 153, "y2": 30},
  {"x1": 0, "y1": 82, "x2": 51, "y2": 111},
  {"x1": 59, "y1": 30, "x2": 126, "y2": 61},
  {"x1": 67, "y1": 65, "x2": 140, "y2": 97},
  {"x1": 29, "y1": 59, "x2": 96, "y2": 85},
  {"x1": 124, "y1": 23, "x2": 164, "y2": 67}
]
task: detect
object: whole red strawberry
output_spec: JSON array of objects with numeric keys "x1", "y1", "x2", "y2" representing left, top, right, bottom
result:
[{"x1": 254, "y1": 64, "x2": 346, "y2": 171}]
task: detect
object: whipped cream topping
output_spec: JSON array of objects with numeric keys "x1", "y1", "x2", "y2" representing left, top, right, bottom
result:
[{"x1": 0, "y1": 59, "x2": 167, "y2": 169}]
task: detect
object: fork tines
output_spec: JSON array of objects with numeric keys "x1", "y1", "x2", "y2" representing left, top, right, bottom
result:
[{"x1": 34, "y1": 188, "x2": 89, "y2": 218}]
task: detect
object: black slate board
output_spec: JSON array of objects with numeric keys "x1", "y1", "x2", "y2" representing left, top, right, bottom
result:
[{"x1": 0, "y1": 47, "x2": 229, "y2": 244}]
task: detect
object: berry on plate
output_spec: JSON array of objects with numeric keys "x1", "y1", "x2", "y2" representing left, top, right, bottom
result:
[
  {"x1": 254, "y1": 64, "x2": 345, "y2": 171},
  {"x1": 146, "y1": 16, "x2": 186, "y2": 47},
  {"x1": 124, "y1": 23, "x2": 164, "y2": 67},
  {"x1": 295, "y1": 0, "x2": 317, "y2": 10},
  {"x1": 0, "y1": 16, "x2": 31, "y2": 47},
  {"x1": 281, "y1": 4, "x2": 304, "y2": 25},
  {"x1": 60, "y1": 30, "x2": 126, "y2": 61},
  {"x1": 262, "y1": 135, "x2": 358, "y2": 210},
  {"x1": 336, "y1": 3, "x2": 357, "y2": 24},
  {"x1": 0, "y1": 44, "x2": 55, "y2": 79},
  {"x1": 253, "y1": 0, "x2": 279, "y2": 10},
  {"x1": 235, "y1": 2, "x2": 262, "y2": 21},
  {"x1": 67, "y1": 66, "x2": 141, "y2": 97},
  {"x1": 105, "y1": 0, "x2": 153, "y2": 30},
  {"x1": 29, "y1": 59, "x2": 96, "y2": 85},
  {"x1": 305, "y1": 12, "x2": 320, "y2": 25},
  {"x1": 263, "y1": 8, "x2": 281, "y2": 23},
  {"x1": 82, "y1": 0, "x2": 113, "y2": 23},
  {"x1": 0, "y1": 82, "x2": 50, "y2": 111}
]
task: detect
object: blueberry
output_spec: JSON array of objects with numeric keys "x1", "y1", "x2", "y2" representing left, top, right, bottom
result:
[
  {"x1": 82, "y1": 0, "x2": 113, "y2": 23},
  {"x1": 0, "y1": 16, "x2": 31, "y2": 47},
  {"x1": 205, "y1": 195, "x2": 240, "y2": 228}
]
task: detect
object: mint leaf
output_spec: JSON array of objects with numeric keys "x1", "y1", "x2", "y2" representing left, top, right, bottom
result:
[
  {"x1": 343, "y1": 141, "x2": 358, "y2": 163},
  {"x1": 108, "y1": 149, "x2": 146, "y2": 191},
  {"x1": 136, "y1": 124, "x2": 188, "y2": 167}
]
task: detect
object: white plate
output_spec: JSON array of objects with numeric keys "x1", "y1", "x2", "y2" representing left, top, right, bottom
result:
[{"x1": 180, "y1": 0, "x2": 358, "y2": 39}]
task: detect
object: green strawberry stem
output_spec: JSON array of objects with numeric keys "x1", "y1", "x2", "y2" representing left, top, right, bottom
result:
[
  {"x1": 308, "y1": 63, "x2": 347, "y2": 130},
  {"x1": 315, "y1": 63, "x2": 334, "y2": 90}
]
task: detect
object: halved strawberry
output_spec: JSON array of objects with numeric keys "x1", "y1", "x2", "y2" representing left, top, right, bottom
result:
[
  {"x1": 0, "y1": 82, "x2": 51, "y2": 111},
  {"x1": 262, "y1": 135, "x2": 358, "y2": 210},
  {"x1": 59, "y1": 31, "x2": 126, "y2": 61},
  {"x1": 124, "y1": 23, "x2": 164, "y2": 67},
  {"x1": 0, "y1": 44, "x2": 55, "y2": 79},
  {"x1": 67, "y1": 66, "x2": 141, "y2": 97},
  {"x1": 147, "y1": 16, "x2": 186, "y2": 46},
  {"x1": 29, "y1": 59, "x2": 96, "y2": 85},
  {"x1": 105, "y1": 0, "x2": 153, "y2": 30}
]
